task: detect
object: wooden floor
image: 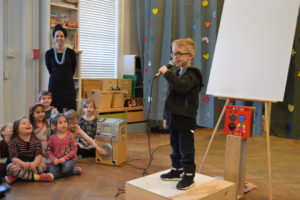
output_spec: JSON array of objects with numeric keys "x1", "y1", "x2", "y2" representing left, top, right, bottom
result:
[{"x1": 4, "y1": 128, "x2": 300, "y2": 200}]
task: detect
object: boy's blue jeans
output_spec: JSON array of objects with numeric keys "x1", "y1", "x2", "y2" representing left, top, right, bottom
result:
[
  {"x1": 48, "y1": 160, "x2": 75, "y2": 178},
  {"x1": 169, "y1": 129, "x2": 195, "y2": 175}
]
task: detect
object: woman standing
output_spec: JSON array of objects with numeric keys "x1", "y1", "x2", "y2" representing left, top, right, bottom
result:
[{"x1": 45, "y1": 24, "x2": 77, "y2": 112}]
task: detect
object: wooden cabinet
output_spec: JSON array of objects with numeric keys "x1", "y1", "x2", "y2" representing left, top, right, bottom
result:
[{"x1": 96, "y1": 106, "x2": 147, "y2": 123}]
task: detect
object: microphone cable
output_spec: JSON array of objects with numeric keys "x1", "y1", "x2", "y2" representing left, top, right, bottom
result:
[
  {"x1": 113, "y1": 65, "x2": 171, "y2": 199},
  {"x1": 140, "y1": 64, "x2": 174, "y2": 175}
]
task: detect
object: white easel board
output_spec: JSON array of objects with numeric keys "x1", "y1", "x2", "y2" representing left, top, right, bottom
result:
[{"x1": 206, "y1": 0, "x2": 300, "y2": 102}]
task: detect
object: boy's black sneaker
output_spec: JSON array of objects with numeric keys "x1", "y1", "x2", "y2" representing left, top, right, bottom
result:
[
  {"x1": 176, "y1": 173, "x2": 195, "y2": 190},
  {"x1": 160, "y1": 168, "x2": 183, "y2": 181}
]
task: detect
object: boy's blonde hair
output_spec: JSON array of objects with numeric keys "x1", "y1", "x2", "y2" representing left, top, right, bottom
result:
[{"x1": 172, "y1": 39, "x2": 196, "y2": 57}]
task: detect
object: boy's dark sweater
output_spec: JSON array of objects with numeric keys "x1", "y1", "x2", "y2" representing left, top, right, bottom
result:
[{"x1": 164, "y1": 66, "x2": 203, "y2": 119}]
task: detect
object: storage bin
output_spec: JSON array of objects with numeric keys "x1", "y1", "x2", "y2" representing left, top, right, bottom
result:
[
  {"x1": 111, "y1": 91, "x2": 127, "y2": 108},
  {"x1": 86, "y1": 89, "x2": 113, "y2": 109},
  {"x1": 118, "y1": 79, "x2": 132, "y2": 97},
  {"x1": 81, "y1": 79, "x2": 118, "y2": 98}
]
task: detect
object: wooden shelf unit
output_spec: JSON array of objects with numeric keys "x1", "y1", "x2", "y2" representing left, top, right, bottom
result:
[
  {"x1": 96, "y1": 106, "x2": 146, "y2": 123},
  {"x1": 50, "y1": 2, "x2": 78, "y2": 10}
]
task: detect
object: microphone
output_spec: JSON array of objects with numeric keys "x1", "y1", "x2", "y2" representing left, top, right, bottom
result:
[{"x1": 155, "y1": 60, "x2": 175, "y2": 77}]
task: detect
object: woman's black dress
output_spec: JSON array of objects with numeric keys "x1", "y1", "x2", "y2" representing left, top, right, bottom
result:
[{"x1": 45, "y1": 48, "x2": 77, "y2": 112}]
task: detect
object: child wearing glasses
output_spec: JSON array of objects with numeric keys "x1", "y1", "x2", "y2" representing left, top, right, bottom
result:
[{"x1": 158, "y1": 39, "x2": 203, "y2": 190}]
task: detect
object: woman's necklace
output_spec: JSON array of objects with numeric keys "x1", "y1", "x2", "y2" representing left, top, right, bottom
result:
[{"x1": 54, "y1": 46, "x2": 66, "y2": 65}]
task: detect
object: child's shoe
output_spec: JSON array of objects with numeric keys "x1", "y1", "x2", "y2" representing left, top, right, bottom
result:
[
  {"x1": 4, "y1": 176, "x2": 17, "y2": 184},
  {"x1": 176, "y1": 173, "x2": 195, "y2": 190},
  {"x1": 160, "y1": 168, "x2": 184, "y2": 181},
  {"x1": 74, "y1": 154, "x2": 82, "y2": 163},
  {"x1": 33, "y1": 173, "x2": 54, "y2": 182},
  {"x1": 73, "y1": 167, "x2": 82, "y2": 175}
]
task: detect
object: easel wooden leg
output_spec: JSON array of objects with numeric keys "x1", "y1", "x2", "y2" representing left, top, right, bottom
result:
[
  {"x1": 199, "y1": 98, "x2": 231, "y2": 173},
  {"x1": 264, "y1": 102, "x2": 273, "y2": 200}
]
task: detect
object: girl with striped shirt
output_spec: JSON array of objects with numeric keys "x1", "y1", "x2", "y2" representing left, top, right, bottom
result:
[{"x1": 5, "y1": 117, "x2": 54, "y2": 184}]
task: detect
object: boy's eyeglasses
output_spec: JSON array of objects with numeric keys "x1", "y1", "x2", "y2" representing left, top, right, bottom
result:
[{"x1": 170, "y1": 52, "x2": 191, "y2": 57}]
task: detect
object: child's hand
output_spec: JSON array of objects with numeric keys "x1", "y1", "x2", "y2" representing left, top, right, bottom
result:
[
  {"x1": 96, "y1": 146, "x2": 107, "y2": 155},
  {"x1": 29, "y1": 162, "x2": 37, "y2": 170},
  {"x1": 159, "y1": 66, "x2": 168, "y2": 74},
  {"x1": 53, "y1": 159, "x2": 59, "y2": 165},
  {"x1": 163, "y1": 120, "x2": 168, "y2": 129},
  {"x1": 59, "y1": 157, "x2": 66, "y2": 163},
  {"x1": 23, "y1": 162, "x2": 30, "y2": 169}
]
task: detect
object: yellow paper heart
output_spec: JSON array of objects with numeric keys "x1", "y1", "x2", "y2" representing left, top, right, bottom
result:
[
  {"x1": 152, "y1": 8, "x2": 158, "y2": 15},
  {"x1": 202, "y1": 0, "x2": 209, "y2": 7},
  {"x1": 203, "y1": 53, "x2": 209, "y2": 60},
  {"x1": 288, "y1": 104, "x2": 295, "y2": 112},
  {"x1": 297, "y1": 71, "x2": 300, "y2": 79}
]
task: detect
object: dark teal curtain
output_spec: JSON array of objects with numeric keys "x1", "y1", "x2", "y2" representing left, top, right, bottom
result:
[
  {"x1": 134, "y1": 0, "x2": 262, "y2": 135},
  {"x1": 270, "y1": 11, "x2": 300, "y2": 139}
]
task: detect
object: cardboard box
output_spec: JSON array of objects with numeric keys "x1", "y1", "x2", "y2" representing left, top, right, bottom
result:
[{"x1": 86, "y1": 89, "x2": 113, "y2": 109}]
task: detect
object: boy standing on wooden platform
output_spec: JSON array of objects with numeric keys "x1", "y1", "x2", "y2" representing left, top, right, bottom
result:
[{"x1": 158, "y1": 39, "x2": 203, "y2": 190}]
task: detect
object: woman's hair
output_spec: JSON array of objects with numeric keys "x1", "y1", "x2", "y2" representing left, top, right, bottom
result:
[
  {"x1": 29, "y1": 102, "x2": 47, "y2": 129},
  {"x1": 52, "y1": 24, "x2": 68, "y2": 38},
  {"x1": 11, "y1": 116, "x2": 33, "y2": 139},
  {"x1": 38, "y1": 90, "x2": 52, "y2": 101},
  {"x1": 82, "y1": 99, "x2": 96, "y2": 109}
]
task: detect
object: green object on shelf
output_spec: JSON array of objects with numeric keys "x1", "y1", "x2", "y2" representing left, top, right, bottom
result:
[
  {"x1": 123, "y1": 75, "x2": 137, "y2": 97},
  {"x1": 99, "y1": 112, "x2": 126, "y2": 120}
]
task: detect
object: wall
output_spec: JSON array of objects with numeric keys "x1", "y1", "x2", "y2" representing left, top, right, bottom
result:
[
  {"x1": 118, "y1": 0, "x2": 139, "y2": 78},
  {"x1": 0, "y1": 0, "x2": 3, "y2": 123},
  {"x1": 122, "y1": 1, "x2": 139, "y2": 55},
  {"x1": 0, "y1": 0, "x2": 40, "y2": 124}
]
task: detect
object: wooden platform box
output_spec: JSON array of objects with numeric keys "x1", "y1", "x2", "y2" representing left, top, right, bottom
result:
[
  {"x1": 126, "y1": 170, "x2": 236, "y2": 200},
  {"x1": 86, "y1": 90, "x2": 113, "y2": 109}
]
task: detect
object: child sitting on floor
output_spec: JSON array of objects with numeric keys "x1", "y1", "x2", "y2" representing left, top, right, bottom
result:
[
  {"x1": 78, "y1": 99, "x2": 98, "y2": 157},
  {"x1": 64, "y1": 109, "x2": 107, "y2": 159},
  {"x1": 5, "y1": 117, "x2": 54, "y2": 184},
  {"x1": 38, "y1": 91, "x2": 59, "y2": 122},
  {"x1": 47, "y1": 113, "x2": 81, "y2": 179},
  {"x1": 29, "y1": 102, "x2": 50, "y2": 157},
  {"x1": 0, "y1": 123, "x2": 13, "y2": 178}
]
